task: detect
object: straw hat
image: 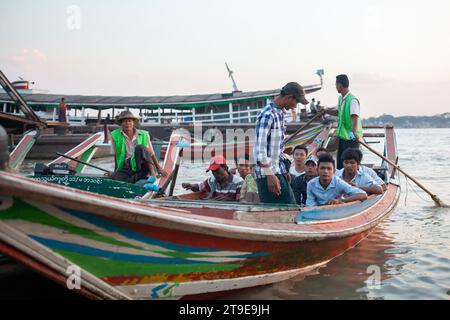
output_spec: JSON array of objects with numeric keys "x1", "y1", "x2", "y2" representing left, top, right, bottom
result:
[{"x1": 116, "y1": 110, "x2": 139, "y2": 125}]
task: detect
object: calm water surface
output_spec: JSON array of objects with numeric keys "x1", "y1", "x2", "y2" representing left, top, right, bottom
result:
[{"x1": 10, "y1": 128, "x2": 450, "y2": 300}]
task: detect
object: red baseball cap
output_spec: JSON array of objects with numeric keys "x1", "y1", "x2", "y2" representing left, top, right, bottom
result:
[{"x1": 206, "y1": 155, "x2": 227, "y2": 172}]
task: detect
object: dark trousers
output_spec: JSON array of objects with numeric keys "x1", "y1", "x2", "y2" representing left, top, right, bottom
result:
[
  {"x1": 111, "y1": 145, "x2": 154, "y2": 183},
  {"x1": 256, "y1": 174, "x2": 297, "y2": 205},
  {"x1": 337, "y1": 138, "x2": 360, "y2": 170}
]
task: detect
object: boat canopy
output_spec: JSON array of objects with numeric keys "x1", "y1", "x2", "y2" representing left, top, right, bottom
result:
[{"x1": 0, "y1": 84, "x2": 322, "y2": 110}]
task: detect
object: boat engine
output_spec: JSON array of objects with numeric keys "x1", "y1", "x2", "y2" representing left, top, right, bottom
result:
[{"x1": 34, "y1": 163, "x2": 74, "y2": 176}]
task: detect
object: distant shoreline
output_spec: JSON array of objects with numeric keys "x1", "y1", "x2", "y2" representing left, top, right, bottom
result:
[{"x1": 362, "y1": 113, "x2": 450, "y2": 128}]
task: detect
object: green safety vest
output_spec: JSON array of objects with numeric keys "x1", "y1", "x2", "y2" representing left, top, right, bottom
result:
[
  {"x1": 111, "y1": 129, "x2": 149, "y2": 172},
  {"x1": 336, "y1": 93, "x2": 363, "y2": 140}
]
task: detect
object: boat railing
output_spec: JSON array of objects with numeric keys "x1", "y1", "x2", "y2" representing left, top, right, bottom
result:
[{"x1": 142, "y1": 108, "x2": 262, "y2": 124}]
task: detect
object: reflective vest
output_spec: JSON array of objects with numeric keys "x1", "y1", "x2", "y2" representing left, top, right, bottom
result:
[
  {"x1": 111, "y1": 129, "x2": 149, "y2": 171},
  {"x1": 336, "y1": 93, "x2": 363, "y2": 140}
]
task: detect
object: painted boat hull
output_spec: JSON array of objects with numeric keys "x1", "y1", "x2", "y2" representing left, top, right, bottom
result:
[
  {"x1": 0, "y1": 125, "x2": 400, "y2": 299},
  {"x1": 0, "y1": 171, "x2": 400, "y2": 299}
]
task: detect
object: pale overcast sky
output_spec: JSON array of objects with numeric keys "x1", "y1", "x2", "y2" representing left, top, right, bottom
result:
[{"x1": 1, "y1": 0, "x2": 449, "y2": 117}]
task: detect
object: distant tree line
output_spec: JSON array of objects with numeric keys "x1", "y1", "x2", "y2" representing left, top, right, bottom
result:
[{"x1": 362, "y1": 113, "x2": 450, "y2": 128}]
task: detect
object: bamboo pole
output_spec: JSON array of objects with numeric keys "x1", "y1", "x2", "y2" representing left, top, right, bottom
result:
[
  {"x1": 359, "y1": 139, "x2": 446, "y2": 207},
  {"x1": 284, "y1": 110, "x2": 325, "y2": 144},
  {"x1": 56, "y1": 152, "x2": 111, "y2": 174}
]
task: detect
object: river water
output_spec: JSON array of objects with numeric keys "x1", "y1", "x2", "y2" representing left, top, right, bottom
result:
[{"x1": 6, "y1": 128, "x2": 450, "y2": 300}]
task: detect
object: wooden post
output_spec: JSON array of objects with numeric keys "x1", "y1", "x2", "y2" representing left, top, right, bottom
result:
[
  {"x1": 97, "y1": 108, "x2": 102, "y2": 125},
  {"x1": 81, "y1": 107, "x2": 86, "y2": 125},
  {"x1": 168, "y1": 149, "x2": 183, "y2": 196},
  {"x1": 0, "y1": 126, "x2": 9, "y2": 170},
  {"x1": 158, "y1": 108, "x2": 161, "y2": 124},
  {"x1": 103, "y1": 123, "x2": 109, "y2": 144}
]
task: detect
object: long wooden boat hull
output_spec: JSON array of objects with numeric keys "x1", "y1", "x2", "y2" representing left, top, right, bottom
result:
[
  {"x1": 0, "y1": 173, "x2": 400, "y2": 299},
  {"x1": 0, "y1": 125, "x2": 400, "y2": 299}
]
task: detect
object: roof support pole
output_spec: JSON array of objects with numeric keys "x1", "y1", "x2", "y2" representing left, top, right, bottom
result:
[
  {"x1": 229, "y1": 102, "x2": 233, "y2": 124},
  {"x1": 192, "y1": 108, "x2": 195, "y2": 123},
  {"x1": 81, "y1": 107, "x2": 86, "y2": 125},
  {"x1": 3, "y1": 103, "x2": 6, "y2": 113},
  {"x1": 158, "y1": 108, "x2": 161, "y2": 124},
  {"x1": 52, "y1": 107, "x2": 56, "y2": 121}
]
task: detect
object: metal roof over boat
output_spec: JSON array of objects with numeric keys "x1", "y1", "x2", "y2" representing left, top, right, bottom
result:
[{"x1": 0, "y1": 83, "x2": 322, "y2": 109}]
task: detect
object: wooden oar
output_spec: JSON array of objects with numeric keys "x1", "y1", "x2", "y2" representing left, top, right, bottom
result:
[
  {"x1": 284, "y1": 110, "x2": 325, "y2": 144},
  {"x1": 358, "y1": 139, "x2": 446, "y2": 207},
  {"x1": 56, "y1": 152, "x2": 111, "y2": 174}
]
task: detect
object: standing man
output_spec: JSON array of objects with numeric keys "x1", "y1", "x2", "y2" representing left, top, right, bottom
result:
[
  {"x1": 322, "y1": 74, "x2": 363, "y2": 169},
  {"x1": 309, "y1": 98, "x2": 317, "y2": 114},
  {"x1": 58, "y1": 98, "x2": 68, "y2": 123},
  {"x1": 110, "y1": 111, "x2": 167, "y2": 183},
  {"x1": 254, "y1": 82, "x2": 309, "y2": 204}
]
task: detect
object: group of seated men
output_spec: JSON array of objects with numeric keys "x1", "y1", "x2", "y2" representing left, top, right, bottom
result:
[{"x1": 181, "y1": 146, "x2": 387, "y2": 207}]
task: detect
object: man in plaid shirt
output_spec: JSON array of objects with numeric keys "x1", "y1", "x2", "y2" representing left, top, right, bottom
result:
[{"x1": 254, "y1": 82, "x2": 309, "y2": 204}]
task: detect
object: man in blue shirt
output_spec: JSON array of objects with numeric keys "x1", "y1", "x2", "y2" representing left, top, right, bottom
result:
[
  {"x1": 306, "y1": 154, "x2": 367, "y2": 207},
  {"x1": 335, "y1": 148, "x2": 383, "y2": 195}
]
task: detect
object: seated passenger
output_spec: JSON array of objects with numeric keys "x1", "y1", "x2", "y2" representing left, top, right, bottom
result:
[
  {"x1": 236, "y1": 156, "x2": 260, "y2": 203},
  {"x1": 181, "y1": 155, "x2": 244, "y2": 201},
  {"x1": 306, "y1": 154, "x2": 367, "y2": 207},
  {"x1": 290, "y1": 145, "x2": 308, "y2": 178},
  {"x1": 335, "y1": 148, "x2": 383, "y2": 195},
  {"x1": 291, "y1": 156, "x2": 318, "y2": 206},
  {"x1": 110, "y1": 111, "x2": 167, "y2": 183}
]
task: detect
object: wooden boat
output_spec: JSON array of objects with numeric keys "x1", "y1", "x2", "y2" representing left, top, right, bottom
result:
[
  {"x1": 161, "y1": 123, "x2": 333, "y2": 161},
  {"x1": 0, "y1": 125, "x2": 400, "y2": 299}
]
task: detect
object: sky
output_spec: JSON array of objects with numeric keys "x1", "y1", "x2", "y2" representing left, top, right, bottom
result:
[{"x1": 1, "y1": 0, "x2": 450, "y2": 118}]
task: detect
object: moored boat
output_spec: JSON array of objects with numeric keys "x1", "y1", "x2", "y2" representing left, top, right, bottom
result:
[{"x1": 0, "y1": 124, "x2": 400, "y2": 299}]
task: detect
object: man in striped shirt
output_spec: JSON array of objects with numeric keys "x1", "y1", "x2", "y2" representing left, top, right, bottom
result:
[
  {"x1": 254, "y1": 82, "x2": 309, "y2": 204},
  {"x1": 182, "y1": 155, "x2": 243, "y2": 201}
]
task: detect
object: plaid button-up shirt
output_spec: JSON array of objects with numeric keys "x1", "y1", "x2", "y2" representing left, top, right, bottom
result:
[{"x1": 254, "y1": 101, "x2": 287, "y2": 178}]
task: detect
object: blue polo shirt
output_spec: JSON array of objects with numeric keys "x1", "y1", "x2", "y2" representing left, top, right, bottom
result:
[
  {"x1": 306, "y1": 176, "x2": 367, "y2": 207},
  {"x1": 335, "y1": 168, "x2": 381, "y2": 188}
]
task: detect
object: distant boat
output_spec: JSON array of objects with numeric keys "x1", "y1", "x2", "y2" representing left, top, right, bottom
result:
[{"x1": 0, "y1": 71, "x2": 324, "y2": 126}]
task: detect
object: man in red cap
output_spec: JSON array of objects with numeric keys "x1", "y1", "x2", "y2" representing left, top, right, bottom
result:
[{"x1": 181, "y1": 155, "x2": 244, "y2": 201}]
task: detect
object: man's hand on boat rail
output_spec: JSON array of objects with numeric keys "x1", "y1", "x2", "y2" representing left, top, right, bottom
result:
[
  {"x1": 327, "y1": 198, "x2": 344, "y2": 205},
  {"x1": 267, "y1": 174, "x2": 281, "y2": 196},
  {"x1": 182, "y1": 183, "x2": 199, "y2": 192},
  {"x1": 158, "y1": 168, "x2": 168, "y2": 178}
]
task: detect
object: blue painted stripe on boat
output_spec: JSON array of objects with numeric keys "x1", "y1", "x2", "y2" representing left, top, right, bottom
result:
[
  {"x1": 62, "y1": 208, "x2": 218, "y2": 253},
  {"x1": 30, "y1": 236, "x2": 215, "y2": 265},
  {"x1": 62, "y1": 208, "x2": 268, "y2": 258},
  {"x1": 151, "y1": 283, "x2": 167, "y2": 298},
  {"x1": 296, "y1": 195, "x2": 382, "y2": 222}
]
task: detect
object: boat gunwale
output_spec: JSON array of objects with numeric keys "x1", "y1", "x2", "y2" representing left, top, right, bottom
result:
[{"x1": 0, "y1": 170, "x2": 400, "y2": 242}]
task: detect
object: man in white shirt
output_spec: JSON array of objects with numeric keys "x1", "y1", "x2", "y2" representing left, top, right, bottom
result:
[{"x1": 289, "y1": 145, "x2": 307, "y2": 178}]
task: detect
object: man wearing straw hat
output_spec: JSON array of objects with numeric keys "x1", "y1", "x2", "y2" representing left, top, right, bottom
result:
[{"x1": 110, "y1": 111, "x2": 167, "y2": 183}]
